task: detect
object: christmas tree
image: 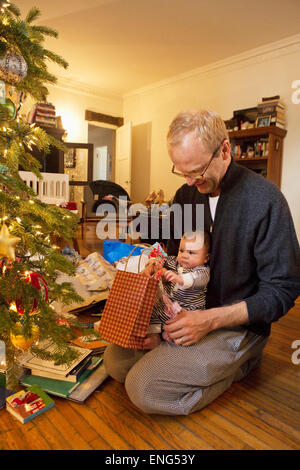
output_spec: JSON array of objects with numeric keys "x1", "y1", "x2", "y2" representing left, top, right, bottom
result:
[{"x1": 0, "y1": 1, "x2": 84, "y2": 388}]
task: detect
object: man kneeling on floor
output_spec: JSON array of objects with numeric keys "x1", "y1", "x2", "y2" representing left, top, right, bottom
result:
[{"x1": 104, "y1": 109, "x2": 300, "y2": 415}]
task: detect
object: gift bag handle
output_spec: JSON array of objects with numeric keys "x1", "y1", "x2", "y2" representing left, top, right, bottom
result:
[{"x1": 124, "y1": 244, "x2": 151, "y2": 273}]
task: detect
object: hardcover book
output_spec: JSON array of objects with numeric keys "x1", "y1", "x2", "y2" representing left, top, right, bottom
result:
[
  {"x1": 70, "y1": 335, "x2": 108, "y2": 355},
  {"x1": 6, "y1": 385, "x2": 54, "y2": 424},
  {"x1": 67, "y1": 363, "x2": 109, "y2": 403},
  {"x1": 21, "y1": 357, "x2": 103, "y2": 398},
  {"x1": 30, "y1": 355, "x2": 93, "y2": 383},
  {"x1": 20, "y1": 342, "x2": 91, "y2": 377}
]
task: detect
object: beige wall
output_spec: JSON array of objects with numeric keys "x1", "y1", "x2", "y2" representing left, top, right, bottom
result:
[
  {"x1": 21, "y1": 37, "x2": 300, "y2": 238},
  {"x1": 123, "y1": 39, "x2": 300, "y2": 239},
  {"x1": 23, "y1": 85, "x2": 123, "y2": 143}
]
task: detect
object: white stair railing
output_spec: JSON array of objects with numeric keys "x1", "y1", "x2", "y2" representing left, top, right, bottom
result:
[{"x1": 19, "y1": 171, "x2": 69, "y2": 205}]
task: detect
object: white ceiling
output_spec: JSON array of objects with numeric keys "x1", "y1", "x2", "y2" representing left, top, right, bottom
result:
[{"x1": 19, "y1": 0, "x2": 300, "y2": 97}]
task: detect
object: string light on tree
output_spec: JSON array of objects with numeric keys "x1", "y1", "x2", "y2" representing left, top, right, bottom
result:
[
  {"x1": 0, "y1": 1, "x2": 80, "y2": 389},
  {"x1": 0, "y1": 1, "x2": 10, "y2": 13}
]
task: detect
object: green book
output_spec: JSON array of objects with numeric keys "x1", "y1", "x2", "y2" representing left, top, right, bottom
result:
[{"x1": 21, "y1": 357, "x2": 103, "y2": 398}]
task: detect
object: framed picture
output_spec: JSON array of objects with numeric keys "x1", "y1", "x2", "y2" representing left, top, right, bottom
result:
[{"x1": 256, "y1": 115, "x2": 271, "y2": 128}]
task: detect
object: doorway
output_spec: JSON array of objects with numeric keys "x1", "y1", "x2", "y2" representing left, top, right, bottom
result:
[{"x1": 85, "y1": 123, "x2": 116, "y2": 218}]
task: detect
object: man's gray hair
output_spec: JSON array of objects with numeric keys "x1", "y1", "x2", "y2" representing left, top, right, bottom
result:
[{"x1": 167, "y1": 109, "x2": 228, "y2": 154}]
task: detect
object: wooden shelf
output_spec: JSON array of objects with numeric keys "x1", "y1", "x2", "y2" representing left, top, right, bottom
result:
[
  {"x1": 234, "y1": 156, "x2": 269, "y2": 162},
  {"x1": 229, "y1": 126, "x2": 287, "y2": 188},
  {"x1": 229, "y1": 126, "x2": 287, "y2": 139}
]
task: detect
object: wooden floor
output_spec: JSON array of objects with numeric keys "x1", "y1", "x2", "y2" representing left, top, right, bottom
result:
[{"x1": 0, "y1": 222, "x2": 299, "y2": 451}]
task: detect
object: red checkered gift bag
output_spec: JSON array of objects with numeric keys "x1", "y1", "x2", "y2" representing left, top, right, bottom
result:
[{"x1": 99, "y1": 246, "x2": 160, "y2": 349}]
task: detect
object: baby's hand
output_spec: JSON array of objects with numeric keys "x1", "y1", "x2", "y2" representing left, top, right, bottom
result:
[
  {"x1": 142, "y1": 333, "x2": 162, "y2": 350},
  {"x1": 163, "y1": 269, "x2": 184, "y2": 285},
  {"x1": 142, "y1": 259, "x2": 163, "y2": 277}
]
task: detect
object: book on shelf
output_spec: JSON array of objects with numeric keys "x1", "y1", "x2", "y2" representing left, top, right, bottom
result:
[
  {"x1": 270, "y1": 116, "x2": 285, "y2": 124},
  {"x1": 257, "y1": 104, "x2": 285, "y2": 115},
  {"x1": 270, "y1": 121, "x2": 285, "y2": 129},
  {"x1": 21, "y1": 356, "x2": 103, "y2": 399},
  {"x1": 20, "y1": 342, "x2": 91, "y2": 378},
  {"x1": 258, "y1": 95, "x2": 285, "y2": 109},
  {"x1": 258, "y1": 109, "x2": 285, "y2": 120},
  {"x1": 231, "y1": 138, "x2": 269, "y2": 158},
  {"x1": 261, "y1": 95, "x2": 280, "y2": 101},
  {"x1": 254, "y1": 139, "x2": 269, "y2": 156},
  {"x1": 6, "y1": 385, "x2": 54, "y2": 424}
]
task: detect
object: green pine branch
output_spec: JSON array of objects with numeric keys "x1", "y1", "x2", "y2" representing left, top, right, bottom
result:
[{"x1": 0, "y1": 2, "x2": 92, "y2": 385}]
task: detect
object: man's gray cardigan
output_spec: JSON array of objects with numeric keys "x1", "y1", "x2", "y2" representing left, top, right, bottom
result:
[{"x1": 167, "y1": 159, "x2": 300, "y2": 337}]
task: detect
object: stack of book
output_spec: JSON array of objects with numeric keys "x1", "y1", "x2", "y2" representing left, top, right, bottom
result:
[
  {"x1": 6, "y1": 385, "x2": 54, "y2": 424},
  {"x1": 20, "y1": 342, "x2": 108, "y2": 403},
  {"x1": 27, "y1": 102, "x2": 57, "y2": 127},
  {"x1": 70, "y1": 334, "x2": 108, "y2": 356},
  {"x1": 257, "y1": 95, "x2": 285, "y2": 129}
]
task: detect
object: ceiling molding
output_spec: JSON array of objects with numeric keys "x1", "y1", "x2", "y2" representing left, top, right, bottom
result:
[
  {"x1": 123, "y1": 33, "x2": 300, "y2": 99},
  {"x1": 48, "y1": 33, "x2": 300, "y2": 103},
  {"x1": 50, "y1": 75, "x2": 123, "y2": 104}
]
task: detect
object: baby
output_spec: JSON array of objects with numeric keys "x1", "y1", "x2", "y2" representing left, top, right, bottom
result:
[{"x1": 143, "y1": 230, "x2": 210, "y2": 349}]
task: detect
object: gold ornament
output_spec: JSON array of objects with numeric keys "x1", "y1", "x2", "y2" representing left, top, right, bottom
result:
[
  {"x1": 10, "y1": 322, "x2": 39, "y2": 351},
  {"x1": 0, "y1": 223, "x2": 20, "y2": 261}
]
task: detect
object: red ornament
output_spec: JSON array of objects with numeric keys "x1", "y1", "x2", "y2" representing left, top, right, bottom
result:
[
  {"x1": 16, "y1": 272, "x2": 48, "y2": 315},
  {"x1": 56, "y1": 317, "x2": 70, "y2": 327}
]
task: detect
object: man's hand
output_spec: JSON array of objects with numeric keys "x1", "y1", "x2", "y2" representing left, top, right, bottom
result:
[
  {"x1": 163, "y1": 309, "x2": 214, "y2": 346},
  {"x1": 163, "y1": 301, "x2": 249, "y2": 347}
]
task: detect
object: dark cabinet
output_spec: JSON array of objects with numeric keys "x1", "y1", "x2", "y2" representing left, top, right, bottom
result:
[{"x1": 30, "y1": 125, "x2": 65, "y2": 173}]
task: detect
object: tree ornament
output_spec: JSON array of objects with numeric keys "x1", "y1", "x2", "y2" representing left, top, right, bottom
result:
[
  {"x1": 10, "y1": 322, "x2": 39, "y2": 351},
  {"x1": 0, "y1": 49, "x2": 28, "y2": 84},
  {"x1": 0, "y1": 164, "x2": 9, "y2": 173},
  {"x1": 5, "y1": 85, "x2": 26, "y2": 116},
  {"x1": 0, "y1": 97, "x2": 16, "y2": 119},
  {"x1": 0, "y1": 223, "x2": 20, "y2": 261},
  {"x1": 16, "y1": 272, "x2": 49, "y2": 315}
]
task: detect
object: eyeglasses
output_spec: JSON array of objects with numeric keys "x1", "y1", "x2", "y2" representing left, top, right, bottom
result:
[{"x1": 171, "y1": 139, "x2": 225, "y2": 179}]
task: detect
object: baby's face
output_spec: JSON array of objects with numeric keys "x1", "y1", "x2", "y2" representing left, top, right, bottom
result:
[{"x1": 177, "y1": 238, "x2": 209, "y2": 269}]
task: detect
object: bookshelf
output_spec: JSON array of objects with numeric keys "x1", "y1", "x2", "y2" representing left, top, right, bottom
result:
[{"x1": 229, "y1": 126, "x2": 287, "y2": 188}]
